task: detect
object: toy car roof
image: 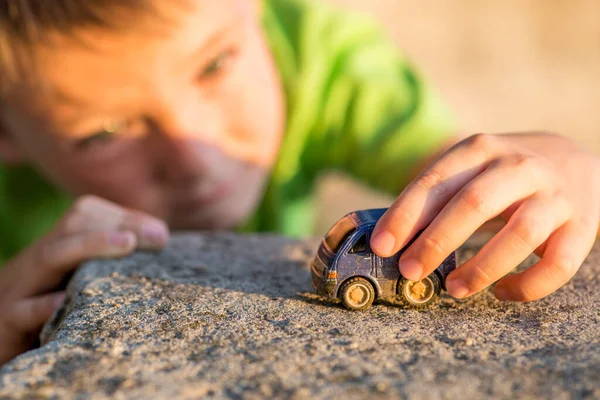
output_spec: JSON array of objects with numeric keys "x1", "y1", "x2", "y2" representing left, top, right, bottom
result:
[{"x1": 346, "y1": 208, "x2": 388, "y2": 228}]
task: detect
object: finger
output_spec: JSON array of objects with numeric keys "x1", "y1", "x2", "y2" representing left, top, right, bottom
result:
[
  {"x1": 371, "y1": 134, "x2": 499, "y2": 257},
  {"x1": 19, "y1": 230, "x2": 136, "y2": 297},
  {"x1": 397, "y1": 155, "x2": 550, "y2": 281},
  {"x1": 6, "y1": 292, "x2": 66, "y2": 333},
  {"x1": 444, "y1": 193, "x2": 571, "y2": 298},
  {"x1": 493, "y1": 219, "x2": 595, "y2": 302},
  {"x1": 58, "y1": 195, "x2": 169, "y2": 249},
  {"x1": 118, "y1": 211, "x2": 169, "y2": 249}
]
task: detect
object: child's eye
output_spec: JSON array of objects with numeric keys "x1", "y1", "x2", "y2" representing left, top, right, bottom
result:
[
  {"x1": 198, "y1": 49, "x2": 235, "y2": 79},
  {"x1": 75, "y1": 120, "x2": 127, "y2": 149}
]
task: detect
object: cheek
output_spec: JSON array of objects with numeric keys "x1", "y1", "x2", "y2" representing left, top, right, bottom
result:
[
  {"x1": 43, "y1": 145, "x2": 163, "y2": 212},
  {"x1": 68, "y1": 153, "x2": 146, "y2": 189}
]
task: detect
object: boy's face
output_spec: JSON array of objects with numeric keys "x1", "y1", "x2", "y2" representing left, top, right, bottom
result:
[{"x1": 0, "y1": 0, "x2": 285, "y2": 230}]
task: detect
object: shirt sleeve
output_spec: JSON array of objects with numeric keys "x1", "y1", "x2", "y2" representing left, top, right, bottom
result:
[
  {"x1": 0, "y1": 165, "x2": 73, "y2": 266},
  {"x1": 294, "y1": 2, "x2": 458, "y2": 194}
]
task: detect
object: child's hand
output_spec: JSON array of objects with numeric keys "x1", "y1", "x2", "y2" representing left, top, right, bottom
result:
[
  {"x1": 371, "y1": 132, "x2": 600, "y2": 302},
  {"x1": 0, "y1": 195, "x2": 169, "y2": 365}
]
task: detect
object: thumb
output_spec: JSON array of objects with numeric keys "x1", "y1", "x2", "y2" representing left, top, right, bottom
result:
[{"x1": 8, "y1": 292, "x2": 67, "y2": 333}]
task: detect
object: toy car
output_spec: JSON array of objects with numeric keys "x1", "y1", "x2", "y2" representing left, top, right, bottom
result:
[{"x1": 311, "y1": 208, "x2": 456, "y2": 310}]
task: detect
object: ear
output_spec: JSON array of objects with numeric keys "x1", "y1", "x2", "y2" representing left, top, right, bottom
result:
[{"x1": 0, "y1": 122, "x2": 25, "y2": 164}]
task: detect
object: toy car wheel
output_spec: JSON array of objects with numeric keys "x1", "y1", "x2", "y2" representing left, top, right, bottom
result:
[
  {"x1": 339, "y1": 277, "x2": 376, "y2": 311},
  {"x1": 397, "y1": 273, "x2": 441, "y2": 309}
]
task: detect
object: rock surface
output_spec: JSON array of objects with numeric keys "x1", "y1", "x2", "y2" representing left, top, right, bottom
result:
[{"x1": 0, "y1": 232, "x2": 599, "y2": 399}]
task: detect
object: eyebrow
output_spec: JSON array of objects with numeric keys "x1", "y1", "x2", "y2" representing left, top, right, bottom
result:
[
  {"x1": 183, "y1": 15, "x2": 242, "y2": 70},
  {"x1": 46, "y1": 7, "x2": 247, "y2": 117},
  {"x1": 51, "y1": 18, "x2": 241, "y2": 109},
  {"x1": 47, "y1": 87, "x2": 86, "y2": 106}
]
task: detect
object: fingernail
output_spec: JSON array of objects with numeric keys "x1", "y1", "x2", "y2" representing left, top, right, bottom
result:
[
  {"x1": 141, "y1": 222, "x2": 168, "y2": 248},
  {"x1": 446, "y1": 277, "x2": 470, "y2": 298},
  {"x1": 53, "y1": 292, "x2": 67, "y2": 308},
  {"x1": 110, "y1": 231, "x2": 135, "y2": 248},
  {"x1": 371, "y1": 230, "x2": 396, "y2": 256},
  {"x1": 399, "y1": 258, "x2": 423, "y2": 281}
]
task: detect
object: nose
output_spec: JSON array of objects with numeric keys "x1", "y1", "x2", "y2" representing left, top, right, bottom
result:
[
  {"x1": 151, "y1": 136, "x2": 209, "y2": 185},
  {"x1": 146, "y1": 99, "x2": 223, "y2": 185}
]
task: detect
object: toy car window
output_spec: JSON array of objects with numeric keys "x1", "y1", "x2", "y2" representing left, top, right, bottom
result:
[
  {"x1": 324, "y1": 216, "x2": 356, "y2": 254},
  {"x1": 349, "y1": 234, "x2": 367, "y2": 253}
]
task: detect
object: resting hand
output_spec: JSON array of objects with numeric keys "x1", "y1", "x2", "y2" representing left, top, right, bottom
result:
[{"x1": 0, "y1": 195, "x2": 169, "y2": 365}]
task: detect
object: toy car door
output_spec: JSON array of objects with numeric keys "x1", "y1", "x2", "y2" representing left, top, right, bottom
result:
[
  {"x1": 376, "y1": 254, "x2": 400, "y2": 297},
  {"x1": 343, "y1": 231, "x2": 375, "y2": 278}
]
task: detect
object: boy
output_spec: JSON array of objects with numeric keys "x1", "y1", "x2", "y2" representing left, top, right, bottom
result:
[{"x1": 0, "y1": 0, "x2": 599, "y2": 366}]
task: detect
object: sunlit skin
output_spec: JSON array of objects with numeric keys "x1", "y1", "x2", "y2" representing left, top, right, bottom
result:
[
  {"x1": 0, "y1": 0, "x2": 285, "y2": 230},
  {"x1": 1, "y1": 0, "x2": 600, "y2": 368},
  {"x1": 0, "y1": 0, "x2": 285, "y2": 365},
  {"x1": 371, "y1": 132, "x2": 600, "y2": 303}
]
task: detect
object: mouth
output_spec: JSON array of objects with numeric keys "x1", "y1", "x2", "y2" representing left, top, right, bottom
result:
[{"x1": 175, "y1": 177, "x2": 236, "y2": 212}]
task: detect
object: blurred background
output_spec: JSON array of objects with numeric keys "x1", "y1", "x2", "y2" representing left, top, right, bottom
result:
[{"x1": 315, "y1": 0, "x2": 600, "y2": 234}]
